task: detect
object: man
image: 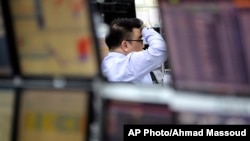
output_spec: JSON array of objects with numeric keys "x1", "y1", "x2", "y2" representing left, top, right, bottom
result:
[{"x1": 101, "y1": 18, "x2": 167, "y2": 84}]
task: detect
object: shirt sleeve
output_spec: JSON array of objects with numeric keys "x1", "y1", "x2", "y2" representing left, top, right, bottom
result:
[{"x1": 127, "y1": 27, "x2": 168, "y2": 80}]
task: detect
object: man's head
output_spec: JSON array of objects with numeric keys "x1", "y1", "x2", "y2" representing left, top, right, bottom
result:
[{"x1": 105, "y1": 18, "x2": 144, "y2": 54}]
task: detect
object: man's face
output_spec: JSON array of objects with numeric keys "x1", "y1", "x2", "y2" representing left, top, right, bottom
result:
[{"x1": 125, "y1": 28, "x2": 144, "y2": 52}]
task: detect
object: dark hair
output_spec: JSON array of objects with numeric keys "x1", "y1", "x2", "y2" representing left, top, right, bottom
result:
[{"x1": 105, "y1": 18, "x2": 143, "y2": 50}]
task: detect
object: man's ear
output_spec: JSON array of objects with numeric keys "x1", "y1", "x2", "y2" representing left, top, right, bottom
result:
[{"x1": 120, "y1": 40, "x2": 130, "y2": 53}]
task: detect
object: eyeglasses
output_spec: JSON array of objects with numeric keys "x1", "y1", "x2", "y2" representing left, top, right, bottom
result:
[{"x1": 126, "y1": 39, "x2": 143, "y2": 43}]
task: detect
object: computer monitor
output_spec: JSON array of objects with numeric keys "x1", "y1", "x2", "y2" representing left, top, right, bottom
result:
[
  {"x1": 97, "y1": 84, "x2": 174, "y2": 141},
  {"x1": 102, "y1": 100, "x2": 173, "y2": 141},
  {"x1": 17, "y1": 88, "x2": 92, "y2": 141},
  {"x1": 6, "y1": 0, "x2": 101, "y2": 79},
  {"x1": 0, "y1": 89, "x2": 15, "y2": 141},
  {"x1": 98, "y1": 0, "x2": 136, "y2": 25},
  {"x1": 158, "y1": 0, "x2": 250, "y2": 94}
]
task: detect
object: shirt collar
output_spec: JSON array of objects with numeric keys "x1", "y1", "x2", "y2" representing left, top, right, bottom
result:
[{"x1": 108, "y1": 52, "x2": 126, "y2": 57}]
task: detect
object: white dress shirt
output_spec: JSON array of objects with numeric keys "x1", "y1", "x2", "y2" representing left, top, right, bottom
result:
[{"x1": 101, "y1": 27, "x2": 167, "y2": 84}]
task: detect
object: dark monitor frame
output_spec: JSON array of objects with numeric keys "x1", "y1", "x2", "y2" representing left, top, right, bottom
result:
[{"x1": 0, "y1": 0, "x2": 20, "y2": 78}]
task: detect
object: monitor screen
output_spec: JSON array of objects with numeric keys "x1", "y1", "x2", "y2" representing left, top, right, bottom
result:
[
  {"x1": 9, "y1": 0, "x2": 100, "y2": 78},
  {"x1": 158, "y1": 0, "x2": 250, "y2": 94},
  {"x1": 0, "y1": 89, "x2": 15, "y2": 141},
  {"x1": 18, "y1": 89, "x2": 91, "y2": 141},
  {"x1": 101, "y1": 100, "x2": 173, "y2": 141}
]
